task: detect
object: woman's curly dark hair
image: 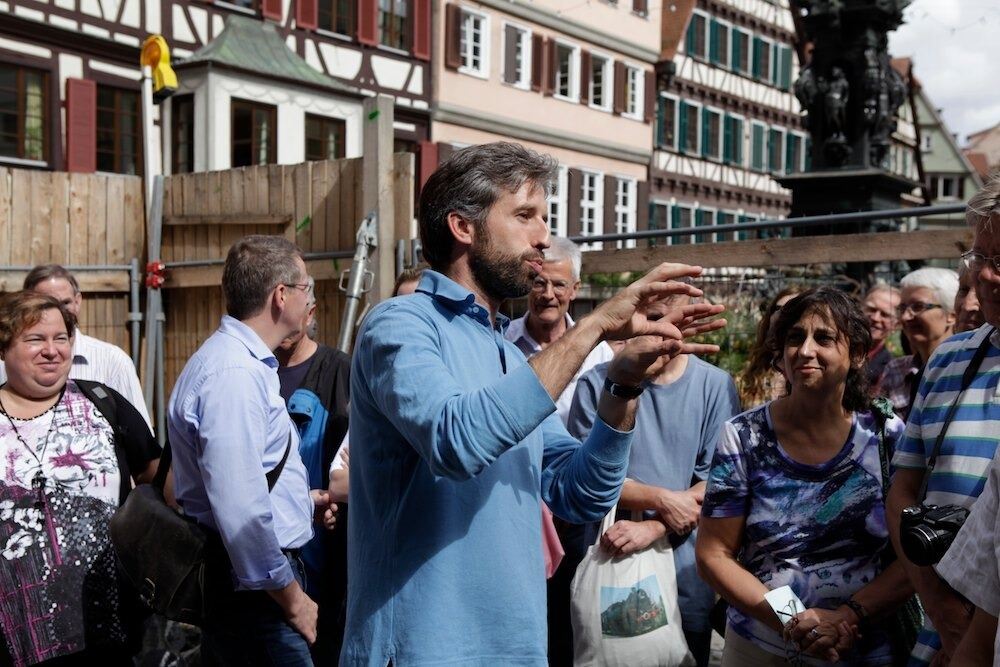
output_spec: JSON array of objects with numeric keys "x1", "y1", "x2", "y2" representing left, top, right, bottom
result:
[
  {"x1": 769, "y1": 287, "x2": 873, "y2": 412},
  {"x1": 737, "y1": 287, "x2": 802, "y2": 406}
]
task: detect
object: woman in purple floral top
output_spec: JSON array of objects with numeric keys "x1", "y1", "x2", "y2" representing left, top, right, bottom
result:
[
  {"x1": 0, "y1": 292, "x2": 160, "y2": 667},
  {"x1": 697, "y1": 288, "x2": 915, "y2": 666}
]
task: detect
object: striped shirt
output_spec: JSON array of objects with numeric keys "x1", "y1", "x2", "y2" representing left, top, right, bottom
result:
[
  {"x1": 892, "y1": 324, "x2": 1000, "y2": 666},
  {"x1": 0, "y1": 331, "x2": 151, "y2": 430}
]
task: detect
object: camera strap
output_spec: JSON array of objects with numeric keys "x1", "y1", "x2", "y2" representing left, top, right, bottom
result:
[{"x1": 918, "y1": 326, "x2": 996, "y2": 502}]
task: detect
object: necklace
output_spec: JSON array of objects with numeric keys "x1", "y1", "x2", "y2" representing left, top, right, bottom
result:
[{"x1": 0, "y1": 387, "x2": 66, "y2": 509}]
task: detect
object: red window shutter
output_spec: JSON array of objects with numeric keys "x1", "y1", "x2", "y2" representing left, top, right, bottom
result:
[
  {"x1": 261, "y1": 0, "x2": 283, "y2": 21},
  {"x1": 636, "y1": 181, "x2": 649, "y2": 231},
  {"x1": 65, "y1": 78, "x2": 96, "y2": 173},
  {"x1": 545, "y1": 38, "x2": 557, "y2": 96},
  {"x1": 567, "y1": 168, "x2": 583, "y2": 237},
  {"x1": 418, "y1": 140, "x2": 439, "y2": 191},
  {"x1": 644, "y1": 69, "x2": 655, "y2": 122},
  {"x1": 357, "y1": 0, "x2": 378, "y2": 46},
  {"x1": 613, "y1": 60, "x2": 626, "y2": 115},
  {"x1": 579, "y1": 50, "x2": 591, "y2": 105},
  {"x1": 412, "y1": 0, "x2": 431, "y2": 60},
  {"x1": 530, "y1": 34, "x2": 544, "y2": 92},
  {"x1": 296, "y1": 0, "x2": 318, "y2": 29},
  {"x1": 444, "y1": 4, "x2": 461, "y2": 70}
]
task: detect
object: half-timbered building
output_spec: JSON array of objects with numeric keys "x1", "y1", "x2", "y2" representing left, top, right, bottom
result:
[
  {"x1": 428, "y1": 0, "x2": 659, "y2": 248},
  {"x1": 0, "y1": 0, "x2": 432, "y2": 174},
  {"x1": 652, "y1": 0, "x2": 802, "y2": 243}
]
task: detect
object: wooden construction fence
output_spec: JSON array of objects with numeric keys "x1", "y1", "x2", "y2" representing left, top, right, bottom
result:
[
  {"x1": 0, "y1": 168, "x2": 144, "y2": 353},
  {"x1": 159, "y1": 154, "x2": 414, "y2": 394}
]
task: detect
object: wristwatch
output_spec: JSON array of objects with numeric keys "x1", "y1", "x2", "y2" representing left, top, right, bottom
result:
[{"x1": 603, "y1": 376, "x2": 644, "y2": 399}]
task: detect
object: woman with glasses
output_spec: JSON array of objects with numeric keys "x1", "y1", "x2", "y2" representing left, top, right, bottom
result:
[
  {"x1": 698, "y1": 288, "x2": 913, "y2": 665},
  {"x1": 0, "y1": 291, "x2": 161, "y2": 666},
  {"x1": 875, "y1": 268, "x2": 958, "y2": 421}
]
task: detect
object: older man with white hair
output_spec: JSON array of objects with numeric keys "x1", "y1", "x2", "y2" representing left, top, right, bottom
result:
[{"x1": 504, "y1": 236, "x2": 614, "y2": 424}]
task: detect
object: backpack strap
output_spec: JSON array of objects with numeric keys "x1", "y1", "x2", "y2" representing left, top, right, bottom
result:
[
  {"x1": 266, "y1": 433, "x2": 292, "y2": 491},
  {"x1": 74, "y1": 379, "x2": 132, "y2": 503}
]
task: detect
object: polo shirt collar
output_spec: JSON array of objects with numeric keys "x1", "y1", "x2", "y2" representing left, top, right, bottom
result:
[{"x1": 416, "y1": 270, "x2": 510, "y2": 331}]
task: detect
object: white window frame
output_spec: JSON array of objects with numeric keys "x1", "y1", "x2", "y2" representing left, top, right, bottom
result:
[
  {"x1": 579, "y1": 169, "x2": 604, "y2": 250},
  {"x1": 697, "y1": 206, "x2": 716, "y2": 244},
  {"x1": 614, "y1": 177, "x2": 638, "y2": 249},
  {"x1": 715, "y1": 19, "x2": 731, "y2": 70},
  {"x1": 921, "y1": 134, "x2": 932, "y2": 153},
  {"x1": 750, "y1": 119, "x2": 767, "y2": 171},
  {"x1": 500, "y1": 21, "x2": 532, "y2": 90},
  {"x1": 682, "y1": 99, "x2": 703, "y2": 156},
  {"x1": 759, "y1": 36, "x2": 774, "y2": 84},
  {"x1": 553, "y1": 39, "x2": 581, "y2": 103},
  {"x1": 547, "y1": 165, "x2": 568, "y2": 237},
  {"x1": 718, "y1": 209, "x2": 737, "y2": 243},
  {"x1": 687, "y1": 10, "x2": 710, "y2": 60},
  {"x1": 704, "y1": 106, "x2": 724, "y2": 161},
  {"x1": 659, "y1": 92, "x2": 679, "y2": 151},
  {"x1": 791, "y1": 130, "x2": 807, "y2": 172},
  {"x1": 622, "y1": 63, "x2": 644, "y2": 120},
  {"x1": 768, "y1": 125, "x2": 786, "y2": 173},
  {"x1": 588, "y1": 51, "x2": 613, "y2": 113},
  {"x1": 458, "y1": 8, "x2": 490, "y2": 79},
  {"x1": 649, "y1": 199, "x2": 671, "y2": 245},
  {"x1": 671, "y1": 202, "x2": 694, "y2": 246}
]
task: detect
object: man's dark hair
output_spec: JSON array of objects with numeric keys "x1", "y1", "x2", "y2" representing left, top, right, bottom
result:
[
  {"x1": 418, "y1": 142, "x2": 557, "y2": 269},
  {"x1": 222, "y1": 235, "x2": 304, "y2": 320},
  {"x1": 769, "y1": 287, "x2": 873, "y2": 412},
  {"x1": 23, "y1": 264, "x2": 80, "y2": 293}
]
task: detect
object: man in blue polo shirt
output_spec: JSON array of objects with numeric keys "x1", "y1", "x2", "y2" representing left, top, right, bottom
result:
[{"x1": 341, "y1": 142, "x2": 725, "y2": 666}]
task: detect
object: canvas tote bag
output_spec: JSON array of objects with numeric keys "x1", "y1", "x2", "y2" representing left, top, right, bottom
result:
[{"x1": 570, "y1": 504, "x2": 694, "y2": 667}]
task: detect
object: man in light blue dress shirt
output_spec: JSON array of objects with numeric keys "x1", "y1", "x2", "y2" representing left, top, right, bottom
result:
[
  {"x1": 169, "y1": 235, "x2": 334, "y2": 666},
  {"x1": 341, "y1": 142, "x2": 726, "y2": 666}
]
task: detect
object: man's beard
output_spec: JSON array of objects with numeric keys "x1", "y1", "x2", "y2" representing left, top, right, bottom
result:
[{"x1": 469, "y1": 231, "x2": 539, "y2": 302}]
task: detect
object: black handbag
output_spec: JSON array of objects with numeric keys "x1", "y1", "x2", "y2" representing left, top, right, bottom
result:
[{"x1": 109, "y1": 435, "x2": 291, "y2": 626}]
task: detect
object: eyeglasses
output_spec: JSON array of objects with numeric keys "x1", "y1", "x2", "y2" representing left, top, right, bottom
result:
[
  {"x1": 961, "y1": 250, "x2": 1000, "y2": 274},
  {"x1": 896, "y1": 301, "x2": 942, "y2": 316},
  {"x1": 531, "y1": 278, "x2": 571, "y2": 296},
  {"x1": 283, "y1": 282, "x2": 313, "y2": 294}
]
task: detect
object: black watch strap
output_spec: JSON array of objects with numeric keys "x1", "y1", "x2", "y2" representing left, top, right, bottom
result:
[{"x1": 603, "y1": 376, "x2": 644, "y2": 399}]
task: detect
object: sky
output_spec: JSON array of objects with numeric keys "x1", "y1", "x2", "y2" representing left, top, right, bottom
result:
[{"x1": 888, "y1": 0, "x2": 1000, "y2": 145}]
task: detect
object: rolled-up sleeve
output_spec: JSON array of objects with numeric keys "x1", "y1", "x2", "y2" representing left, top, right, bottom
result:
[
  {"x1": 356, "y1": 303, "x2": 556, "y2": 481},
  {"x1": 194, "y1": 368, "x2": 293, "y2": 590},
  {"x1": 936, "y1": 447, "x2": 1000, "y2": 616}
]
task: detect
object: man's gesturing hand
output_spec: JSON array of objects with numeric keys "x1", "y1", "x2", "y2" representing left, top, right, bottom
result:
[{"x1": 585, "y1": 263, "x2": 725, "y2": 343}]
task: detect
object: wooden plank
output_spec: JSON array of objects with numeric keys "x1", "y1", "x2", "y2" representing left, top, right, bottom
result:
[
  {"x1": 340, "y1": 159, "x2": 359, "y2": 252},
  {"x1": 105, "y1": 176, "x2": 126, "y2": 266},
  {"x1": 579, "y1": 228, "x2": 977, "y2": 274},
  {"x1": 29, "y1": 171, "x2": 53, "y2": 265},
  {"x1": 393, "y1": 152, "x2": 415, "y2": 264},
  {"x1": 122, "y1": 177, "x2": 144, "y2": 265},
  {"x1": 164, "y1": 258, "x2": 352, "y2": 289},
  {"x1": 194, "y1": 170, "x2": 209, "y2": 261},
  {"x1": 294, "y1": 162, "x2": 312, "y2": 249},
  {"x1": 0, "y1": 270, "x2": 129, "y2": 292},
  {"x1": 281, "y1": 165, "x2": 295, "y2": 242},
  {"x1": 49, "y1": 173, "x2": 70, "y2": 264},
  {"x1": 0, "y1": 168, "x2": 11, "y2": 265},
  {"x1": 310, "y1": 161, "x2": 327, "y2": 253},
  {"x1": 206, "y1": 171, "x2": 222, "y2": 263},
  {"x1": 10, "y1": 169, "x2": 31, "y2": 264},
  {"x1": 68, "y1": 173, "x2": 90, "y2": 266},
  {"x1": 88, "y1": 174, "x2": 108, "y2": 264}
]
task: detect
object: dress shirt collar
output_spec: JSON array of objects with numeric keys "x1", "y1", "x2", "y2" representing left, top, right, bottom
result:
[
  {"x1": 507, "y1": 313, "x2": 576, "y2": 354},
  {"x1": 218, "y1": 315, "x2": 279, "y2": 369},
  {"x1": 416, "y1": 270, "x2": 510, "y2": 332}
]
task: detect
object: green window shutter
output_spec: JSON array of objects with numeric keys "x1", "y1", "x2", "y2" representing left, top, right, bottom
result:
[
  {"x1": 785, "y1": 134, "x2": 796, "y2": 174},
  {"x1": 735, "y1": 119, "x2": 744, "y2": 165},
  {"x1": 751, "y1": 124, "x2": 764, "y2": 170},
  {"x1": 752, "y1": 38, "x2": 762, "y2": 79},
  {"x1": 731, "y1": 30, "x2": 741, "y2": 72},
  {"x1": 805, "y1": 136, "x2": 812, "y2": 171},
  {"x1": 771, "y1": 42, "x2": 779, "y2": 83},
  {"x1": 722, "y1": 115, "x2": 734, "y2": 164},
  {"x1": 781, "y1": 46, "x2": 793, "y2": 90},
  {"x1": 678, "y1": 103, "x2": 688, "y2": 154},
  {"x1": 701, "y1": 107, "x2": 710, "y2": 157},
  {"x1": 686, "y1": 19, "x2": 697, "y2": 56},
  {"x1": 709, "y1": 20, "x2": 720, "y2": 64}
]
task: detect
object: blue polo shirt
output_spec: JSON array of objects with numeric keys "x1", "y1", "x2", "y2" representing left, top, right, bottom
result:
[{"x1": 341, "y1": 270, "x2": 633, "y2": 666}]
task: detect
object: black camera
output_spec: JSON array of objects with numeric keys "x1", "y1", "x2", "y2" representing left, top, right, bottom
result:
[{"x1": 900, "y1": 504, "x2": 970, "y2": 566}]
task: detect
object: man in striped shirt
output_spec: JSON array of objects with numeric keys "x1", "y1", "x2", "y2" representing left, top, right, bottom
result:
[{"x1": 886, "y1": 178, "x2": 1000, "y2": 666}]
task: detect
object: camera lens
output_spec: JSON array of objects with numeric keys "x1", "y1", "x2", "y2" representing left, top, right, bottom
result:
[{"x1": 901, "y1": 524, "x2": 952, "y2": 566}]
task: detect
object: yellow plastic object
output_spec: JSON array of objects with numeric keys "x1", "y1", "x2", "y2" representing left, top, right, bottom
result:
[{"x1": 141, "y1": 35, "x2": 178, "y2": 102}]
